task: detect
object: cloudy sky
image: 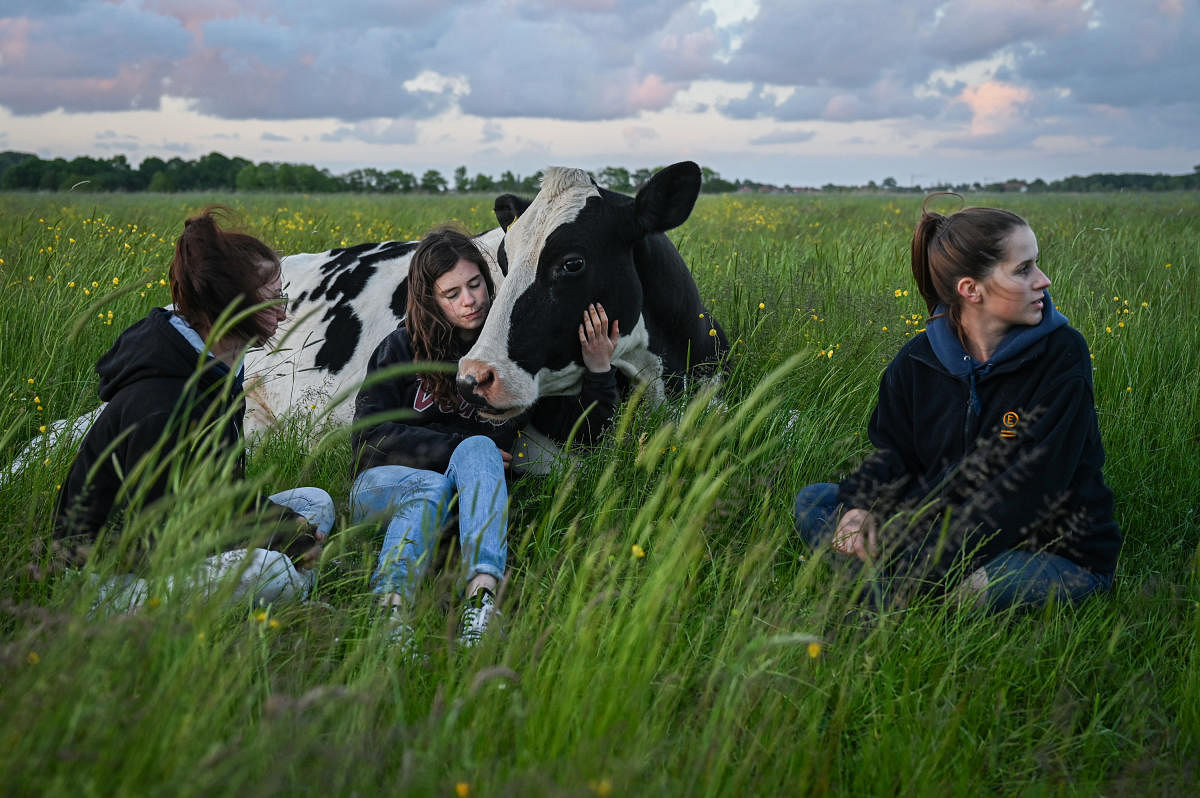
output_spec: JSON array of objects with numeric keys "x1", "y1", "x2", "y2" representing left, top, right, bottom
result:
[{"x1": 1, "y1": 0, "x2": 1197, "y2": 187}]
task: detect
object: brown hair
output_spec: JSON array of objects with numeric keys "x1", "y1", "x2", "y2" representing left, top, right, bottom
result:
[
  {"x1": 169, "y1": 206, "x2": 281, "y2": 345},
  {"x1": 406, "y1": 225, "x2": 495, "y2": 407},
  {"x1": 911, "y1": 195, "x2": 1028, "y2": 331}
]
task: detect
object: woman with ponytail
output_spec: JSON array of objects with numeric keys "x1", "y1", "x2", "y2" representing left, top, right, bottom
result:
[
  {"x1": 794, "y1": 198, "x2": 1121, "y2": 610},
  {"x1": 54, "y1": 207, "x2": 334, "y2": 610}
]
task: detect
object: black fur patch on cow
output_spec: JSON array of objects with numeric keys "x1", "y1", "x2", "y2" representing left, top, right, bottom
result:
[
  {"x1": 300, "y1": 241, "x2": 417, "y2": 374},
  {"x1": 507, "y1": 196, "x2": 643, "y2": 375}
]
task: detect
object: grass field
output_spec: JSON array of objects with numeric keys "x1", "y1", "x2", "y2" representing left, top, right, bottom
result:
[{"x1": 1, "y1": 189, "x2": 1198, "y2": 795}]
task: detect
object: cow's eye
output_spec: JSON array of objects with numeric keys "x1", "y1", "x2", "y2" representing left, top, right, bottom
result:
[{"x1": 560, "y1": 257, "x2": 586, "y2": 275}]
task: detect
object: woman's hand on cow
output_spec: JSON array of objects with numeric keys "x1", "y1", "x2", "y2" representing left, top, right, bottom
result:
[
  {"x1": 833, "y1": 508, "x2": 878, "y2": 562},
  {"x1": 580, "y1": 303, "x2": 619, "y2": 373}
]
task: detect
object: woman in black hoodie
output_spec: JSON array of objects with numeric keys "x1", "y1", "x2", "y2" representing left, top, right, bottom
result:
[
  {"x1": 794, "y1": 200, "x2": 1121, "y2": 610},
  {"x1": 54, "y1": 208, "x2": 334, "y2": 609}
]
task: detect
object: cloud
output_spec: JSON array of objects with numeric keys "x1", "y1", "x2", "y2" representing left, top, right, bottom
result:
[
  {"x1": 260, "y1": 132, "x2": 290, "y2": 142},
  {"x1": 320, "y1": 118, "x2": 418, "y2": 145},
  {"x1": 481, "y1": 120, "x2": 503, "y2": 144},
  {"x1": 623, "y1": 125, "x2": 659, "y2": 146},
  {"x1": 749, "y1": 128, "x2": 815, "y2": 145}
]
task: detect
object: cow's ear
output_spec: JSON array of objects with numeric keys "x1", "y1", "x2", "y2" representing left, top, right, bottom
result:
[
  {"x1": 495, "y1": 194, "x2": 532, "y2": 231},
  {"x1": 633, "y1": 161, "x2": 702, "y2": 236}
]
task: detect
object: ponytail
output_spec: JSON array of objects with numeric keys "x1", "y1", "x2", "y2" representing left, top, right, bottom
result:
[
  {"x1": 170, "y1": 206, "x2": 280, "y2": 344},
  {"x1": 911, "y1": 211, "x2": 944, "y2": 315}
]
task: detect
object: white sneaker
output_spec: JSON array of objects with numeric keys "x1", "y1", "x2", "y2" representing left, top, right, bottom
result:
[
  {"x1": 383, "y1": 608, "x2": 422, "y2": 662},
  {"x1": 457, "y1": 589, "x2": 499, "y2": 647}
]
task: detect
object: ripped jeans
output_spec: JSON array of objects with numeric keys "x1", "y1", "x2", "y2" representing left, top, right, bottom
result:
[{"x1": 350, "y1": 436, "x2": 508, "y2": 602}]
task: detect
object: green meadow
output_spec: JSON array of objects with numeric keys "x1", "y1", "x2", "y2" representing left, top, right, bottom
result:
[{"x1": 1, "y1": 189, "x2": 1197, "y2": 795}]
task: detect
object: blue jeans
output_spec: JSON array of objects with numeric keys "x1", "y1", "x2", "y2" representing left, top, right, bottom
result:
[
  {"x1": 793, "y1": 482, "x2": 1113, "y2": 611},
  {"x1": 350, "y1": 436, "x2": 507, "y2": 601},
  {"x1": 268, "y1": 487, "x2": 336, "y2": 536}
]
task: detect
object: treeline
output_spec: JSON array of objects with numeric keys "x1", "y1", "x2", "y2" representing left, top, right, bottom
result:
[
  {"x1": 0, "y1": 150, "x2": 1197, "y2": 194},
  {"x1": 0, "y1": 151, "x2": 743, "y2": 195}
]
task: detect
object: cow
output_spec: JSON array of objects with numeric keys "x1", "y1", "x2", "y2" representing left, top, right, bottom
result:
[{"x1": 458, "y1": 160, "x2": 729, "y2": 420}]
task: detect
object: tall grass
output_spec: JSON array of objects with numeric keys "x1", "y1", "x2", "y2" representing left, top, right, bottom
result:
[{"x1": 1, "y1": 190, "x2": 1197, "y2": 794}]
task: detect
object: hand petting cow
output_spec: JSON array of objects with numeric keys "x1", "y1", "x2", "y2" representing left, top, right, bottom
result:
[{"x1": 4, "y1": 161, "x2": 728, "y2": 482}]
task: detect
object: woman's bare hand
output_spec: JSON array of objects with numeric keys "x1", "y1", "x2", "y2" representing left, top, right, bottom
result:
[
  {"x1": 833, "y1": 508, "x2": 878, "y2": 562},
  {"x1": 580, "y1": 303, "x2": 619, "y2": 373}
]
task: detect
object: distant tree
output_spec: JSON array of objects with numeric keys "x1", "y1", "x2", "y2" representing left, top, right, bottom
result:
[
  {"x1": 497, "y1": 170, "x2": 519, "y2": 192},
  {"x1": 0, "y1": 155, "x2": 43, "y2": 189},
  {"x1": 453, "y1": 165, "x2": 469, "y2": 192},
  {"x1": 419, "y1": 169, "x2": 447, "y2": 193},
  {"x1": 700, "y1": 166, "x2": 736, "y2": 193},
  {"x1": 519, "y1": 171, "x2": 543, "y2": 194},
  {"x1": 631, "y1": 167, "x2": 653, "y2": 190},
  {"x1": 148, "y1": 170, "x2": 177, "y2": 192},
  {"x1": 469, "y1": 172, "x2": 496, "y2": 193},
  {"x1": 235, "y1": 164, "x2": 262, "y2": 191},
  {"x1": 599, "y1": 166, "x2": 632, "y2": 193},
  {"x1": 882, "y1": 176, "x2": 898, "y2": 190},
  {"x1": 387, "y1": 169, "x2": 417, "y2": 193}
]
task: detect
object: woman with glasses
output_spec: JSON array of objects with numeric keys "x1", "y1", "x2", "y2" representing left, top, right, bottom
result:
[{"x1": 54, "y1": 207, "x2": 334, "y2": 610}]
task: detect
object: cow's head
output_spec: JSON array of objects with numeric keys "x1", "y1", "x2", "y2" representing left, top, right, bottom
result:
[{"x1": 457, "y1": 161, "x2": 701, "y2": 420}]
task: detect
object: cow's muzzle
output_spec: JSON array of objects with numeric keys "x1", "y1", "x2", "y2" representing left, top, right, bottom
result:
[{"x1": 455, "y1": 366, "x2": 493, "y2": 408}]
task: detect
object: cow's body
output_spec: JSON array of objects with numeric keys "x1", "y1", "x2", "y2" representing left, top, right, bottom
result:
[
  {"x1": 458, "y1": 161, "x2": 729, "y2": 420},
  {"x1": 246, "y1": 228, "x2": 504, "y2": 432}
]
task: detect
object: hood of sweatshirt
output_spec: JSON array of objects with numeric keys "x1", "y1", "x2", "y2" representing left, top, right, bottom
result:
[
  {"x1": 925, "y1": 290, "x2": 1069, "y2": 379},
  {"x1": 96, "y1": 308, "x2": 233, "y2": 401},
  {"x1": 923, "y1": 290, "x2": 1068, "y2": 416}
]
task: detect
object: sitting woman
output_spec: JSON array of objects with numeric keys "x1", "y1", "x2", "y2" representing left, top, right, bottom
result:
[
  {"x1": 54, "y1": 208, "x2": 334, "y2": 610},
  {"x1": 794, "y1": 200, "x2": 1121, "y2": 611},
  {"x1": 351, "y1": 225, "x2": 620, "y2": 649}
]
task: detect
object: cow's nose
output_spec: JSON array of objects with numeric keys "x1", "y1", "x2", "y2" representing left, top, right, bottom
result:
[{"x1": 457, "y1": 362, "x2": 495, "y2": 406}]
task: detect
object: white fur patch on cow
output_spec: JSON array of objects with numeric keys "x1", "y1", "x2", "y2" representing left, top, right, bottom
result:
[
  {"x1": 462, "y1": 168, "x2": 599, "y2": 415},
  {"x1": 532, "y1": 314, "x2": 663, "y2": 401},
  {"x1": 247, "y1": 228, "x2": 505, "y2": 432}
]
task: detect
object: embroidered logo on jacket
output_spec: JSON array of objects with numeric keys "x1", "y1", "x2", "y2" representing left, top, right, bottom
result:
[
  {"x1": 1000, "y1": 411, "x2": 1020, "y2": 438},
  {"x1": 413, "y1": 378, "x2": 477, "y2": 420}
]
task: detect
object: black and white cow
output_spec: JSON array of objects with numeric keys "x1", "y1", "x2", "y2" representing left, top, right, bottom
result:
[{"x1": 458, "y1": 160, "x2": 729, "y2": 420}]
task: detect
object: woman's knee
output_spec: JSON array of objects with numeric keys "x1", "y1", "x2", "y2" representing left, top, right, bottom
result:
[
  {"x1": 794, "y1": 482, "x2": 839, "y2": 547},
  {"x1": 454, "y1": 435, "x2": 501, "y2": 462},
  {"x1": 352, "y1": 466, "x2": 452, "y2": 521},
  {"x1": 269, "y1": 486, "x2": 335, "y2": 535}
]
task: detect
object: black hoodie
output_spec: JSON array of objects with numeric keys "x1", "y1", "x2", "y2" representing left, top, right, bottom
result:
[
  {"x1": 836, "y1": 293, "x2": 1121, "y2": 583},
  {"x1": 53, "y1": 309, "x2": 309, "y2": 561},
  {"x1": 352, "y1": 326, "x2": 620, "y2": 475}
]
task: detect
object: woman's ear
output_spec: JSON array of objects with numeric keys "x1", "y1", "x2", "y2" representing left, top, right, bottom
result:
[{"x1": 956, "y1": 276, "x2": 982, "y2": 304}]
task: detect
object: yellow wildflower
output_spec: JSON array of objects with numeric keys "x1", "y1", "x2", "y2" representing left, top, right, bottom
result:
[
  {"x1": 455, "y1": 783, "x2": 471, "y2": 798},
  {"x1": 27, "y1": 652, "x2": 40, "y2": 665},
  {"x1": 758, "y1": 302, "x2": 765, "y2": 310},
  {"x1": 631, "y1": 544, "x2": 646, "y2": 559},
  {"x1": 807, "y1": 641, "x2": 822, "y2": 659}
]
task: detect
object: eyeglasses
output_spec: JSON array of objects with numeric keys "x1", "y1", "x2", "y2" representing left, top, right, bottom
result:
[{"x1": 268, "y1": 292, "x2": 290, "y2": 305}]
